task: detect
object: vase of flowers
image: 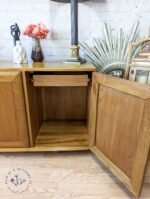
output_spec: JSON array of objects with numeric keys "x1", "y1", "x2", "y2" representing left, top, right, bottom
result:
[
  {"x1": 23, "y1": 23, "x2": 49, "y2": 62},
  {"x1": 31, "y1": 37, "x2": 44, "y2": 62}
]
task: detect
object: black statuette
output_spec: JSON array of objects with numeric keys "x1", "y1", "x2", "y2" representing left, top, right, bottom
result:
[{"x1": 10, "y1": 23, "x2": 21, "y2": 46}]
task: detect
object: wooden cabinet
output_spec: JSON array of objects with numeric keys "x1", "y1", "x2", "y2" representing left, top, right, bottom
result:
[
  {"x1": 0, "y1": 62, "x2": 149, "y2": 197},
  {"x1": 0, "y1": 71, "x2": 29, "y2": 147}
]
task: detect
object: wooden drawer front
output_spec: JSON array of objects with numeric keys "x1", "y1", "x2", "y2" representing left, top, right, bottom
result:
[{"x1": 33, "y1": 75, "x2": 89, "y2": 87}]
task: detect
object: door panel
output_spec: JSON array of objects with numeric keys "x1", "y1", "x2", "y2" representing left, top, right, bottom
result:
[
  {"x1": 0, "y1": 72, "x2": 29, "y2": 147},
  {"x1": 96, "y1": 85, "x2": 144, "y2": 177},
  {"x1": 90, "y1": 72, "x2": 150, "y2": 197}
]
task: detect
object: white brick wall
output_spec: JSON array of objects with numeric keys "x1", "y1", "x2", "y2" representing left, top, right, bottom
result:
[{"x1": 0, "y1": 0, "x2": 149, "y2": 61}]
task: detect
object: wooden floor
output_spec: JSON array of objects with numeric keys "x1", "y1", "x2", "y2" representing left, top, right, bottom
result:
[{"x1": 0, "y1": 151, "x2": 149, "y2": 199}]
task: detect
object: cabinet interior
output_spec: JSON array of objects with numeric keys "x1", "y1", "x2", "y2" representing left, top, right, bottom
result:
[{"x1": 25, "y1": 72, "x2": 91, "y2": 149}]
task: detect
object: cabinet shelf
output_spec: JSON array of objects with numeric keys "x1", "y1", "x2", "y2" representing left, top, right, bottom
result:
[{"x1": 34, "y1": 121, "x2": 89, "y2": 150}]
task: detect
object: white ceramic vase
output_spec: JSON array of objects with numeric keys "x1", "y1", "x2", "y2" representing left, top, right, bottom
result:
[{"x1": 13, "y1": 41, "x2": 28, "y2": 64}]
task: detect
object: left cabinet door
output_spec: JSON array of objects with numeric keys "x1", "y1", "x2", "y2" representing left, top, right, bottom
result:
[{"x1": 0, "y1": 71, "x2": 29, "y2": 147}]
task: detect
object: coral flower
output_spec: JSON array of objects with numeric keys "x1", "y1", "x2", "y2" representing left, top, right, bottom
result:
[{"x1": 23, "y1": 23, "x2": 49, "y2": 39}]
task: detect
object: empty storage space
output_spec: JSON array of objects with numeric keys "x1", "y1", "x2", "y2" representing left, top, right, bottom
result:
[{"x1": 25, "y1": 72, "x2": 90, "y2": 150}]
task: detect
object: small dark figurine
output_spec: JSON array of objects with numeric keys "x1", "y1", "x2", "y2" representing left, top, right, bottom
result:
[{"x1": 10, "y1": 23, "x2": 21, "y2": 46}]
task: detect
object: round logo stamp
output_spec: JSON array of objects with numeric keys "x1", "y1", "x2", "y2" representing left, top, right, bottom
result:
[{"x1": 5, "y1": 168, "x2": 32, "y2": 193}]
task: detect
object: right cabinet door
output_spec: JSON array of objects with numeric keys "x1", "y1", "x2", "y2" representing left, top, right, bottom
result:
[{"x1": 89, "y1": 72, "x2": 150, "y2": 197}]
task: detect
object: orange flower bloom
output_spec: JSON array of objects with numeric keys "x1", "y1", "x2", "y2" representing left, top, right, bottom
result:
[{"x1": 23, "y1": 23, "x2": 49, "y2": 39}]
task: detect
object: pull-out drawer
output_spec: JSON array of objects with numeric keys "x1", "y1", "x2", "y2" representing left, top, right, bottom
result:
[{"x1": 33, "y1": 74, "x2": 89, "y2": 87}]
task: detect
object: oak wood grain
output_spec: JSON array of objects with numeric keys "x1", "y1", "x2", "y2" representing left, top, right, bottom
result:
[
  {"x1": 33, "y1": 75, "x2": 89, "y2": 87},
  {"x1": 0, "y1": 61, "x2": 96, "y2": 72},
  {"x1": 94, "y1": 72, "x2": 150, "y2": 99},
  {"x1": 88, "y1": 80, "x2": 99, "y2": 147},
  {"x1": 23, "y1": 72, "x2": 41, "y2": 146},
  {"x1": 42, "y1": 87, "x2": 87, "y2": 120},
  {"x1": 131, "y1": 100, "x2": 150, "y2": 195},
  {"x1": 91, "y1": 72, "x2": 150, "y2": 197},
  {"x1": 91, "y1": 147, "x2": 133, "y2": 191},
  {"x1": 96, "y1": 85, "x2": 144, "y2": 178},
  {"x1": 35, "y1": 121, "x2": 88, "y2": 148},
  {"x1": 0, "y1": 71, "x2": 29, "y2": 147}
]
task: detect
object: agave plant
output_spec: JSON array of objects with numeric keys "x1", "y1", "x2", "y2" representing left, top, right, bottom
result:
[{"x1": 80, "y1": 22, "x2": 140, "y2": 74}]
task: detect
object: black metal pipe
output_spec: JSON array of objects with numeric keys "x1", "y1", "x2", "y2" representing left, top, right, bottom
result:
[
  {"x1": 51, "y1": 0, "x2": 89, "y2": 63},
  {"x1": 71, "y1": 0, "x2": 78, "y2": 45}
]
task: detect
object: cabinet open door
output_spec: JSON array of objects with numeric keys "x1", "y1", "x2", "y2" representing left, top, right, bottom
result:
[{"x1": 89, "y1": 72, "x2": 150, "y2": 197}]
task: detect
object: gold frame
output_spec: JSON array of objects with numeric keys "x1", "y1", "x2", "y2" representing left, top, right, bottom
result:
[{"x1": 124, "y1": 37, "x2": 150, "y2": 79}]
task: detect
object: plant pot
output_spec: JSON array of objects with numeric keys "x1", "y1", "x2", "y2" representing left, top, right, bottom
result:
[{"x1": 31, "y1": 38, "x2": 44, "y2": 62}]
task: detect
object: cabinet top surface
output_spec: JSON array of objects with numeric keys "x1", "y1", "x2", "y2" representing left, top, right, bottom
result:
[{"x1": 0, "y1": 61, "x2": 96, "y2": 72}]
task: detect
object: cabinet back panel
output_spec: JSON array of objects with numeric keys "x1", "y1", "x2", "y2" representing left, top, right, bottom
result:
[
  {"x1": 42, "y1": 87, "x2": 87, "y2": 120},
  {"x1": 96, "y1": 85, "x2": 144, "y2": 178}
]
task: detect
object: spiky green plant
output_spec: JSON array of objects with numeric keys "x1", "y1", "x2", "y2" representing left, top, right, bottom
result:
[{"x1": 80, "y1": 22, "x2": 140, "y2": 74}]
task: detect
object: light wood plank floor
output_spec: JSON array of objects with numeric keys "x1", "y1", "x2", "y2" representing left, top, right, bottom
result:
[{"x1": 0, "y1": 151, "x2": 149, "y2": 199}]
